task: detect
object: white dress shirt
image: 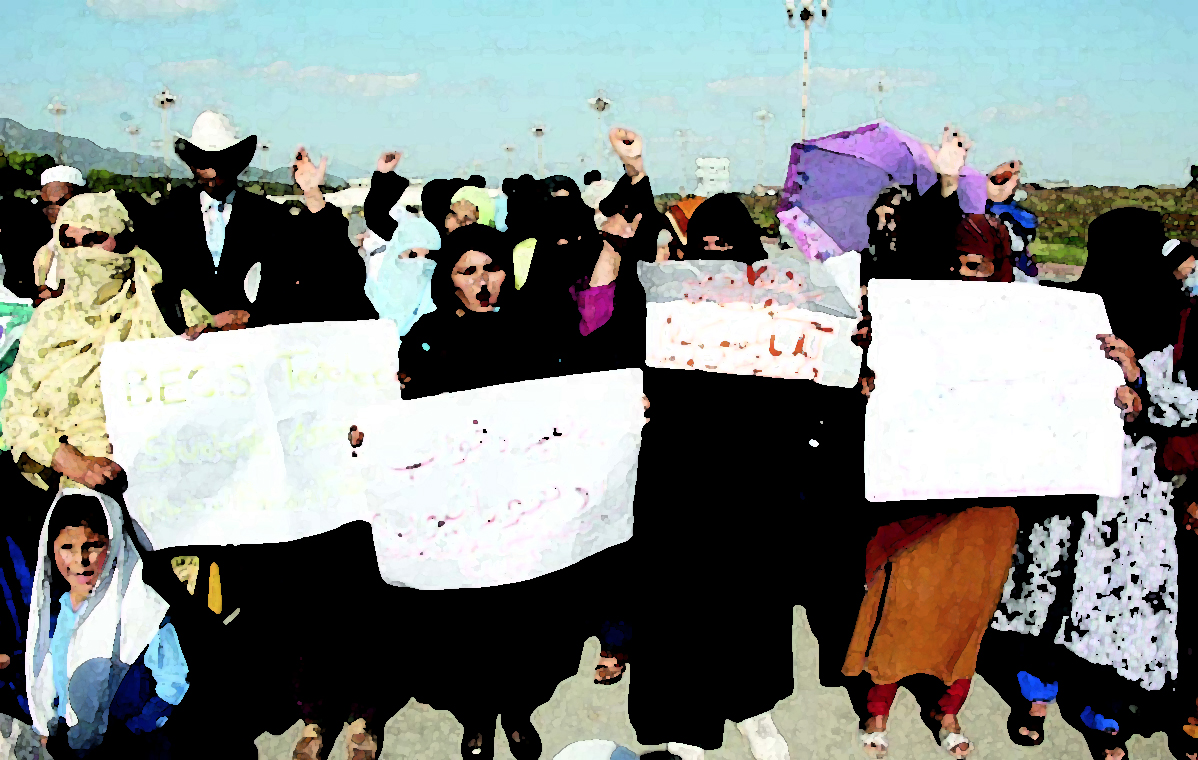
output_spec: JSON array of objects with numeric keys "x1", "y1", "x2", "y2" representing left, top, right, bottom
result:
[{"x1": 200, "y1": 190, "x2": 234, "y2": 253}]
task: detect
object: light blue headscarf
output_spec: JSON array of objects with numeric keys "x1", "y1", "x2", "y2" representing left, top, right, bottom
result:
[
  {"x1": 493, "y1": 194, "x2": 509, "y2": 232},
  {"x1": 364, "y1": 215, "x2": 443, "y2": 341}
]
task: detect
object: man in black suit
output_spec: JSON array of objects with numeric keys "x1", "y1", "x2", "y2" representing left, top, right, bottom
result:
[{"x1": 143, "y1": 110, "x2": 375, "y2": 335}]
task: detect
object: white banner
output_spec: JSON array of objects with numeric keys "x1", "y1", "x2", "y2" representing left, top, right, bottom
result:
[
  {"x1": 864, "y1": 280, "x2": 1126, "y2": 502},
  {"x1": 100, "y1": 322, "x2": 644, "y2": 588},
  {"x1": 644, "y1": 301, "x2": 862, "y2": 388},
  {"x1": 355, "y1": 370, "x2": 644, "y2": 589},
  {"x1": 100, "y1": 321, "x2": 401, "y2": 547}
]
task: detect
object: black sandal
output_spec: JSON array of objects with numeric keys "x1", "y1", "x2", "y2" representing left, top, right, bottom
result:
[
  {"x1": 1008, "y1": 708, "x2": 1046, "y2": 746},
  {"x1": 504, "y1": 720, "x2": 543, "y2": 760},
  {"x1": 462, "y1": 728, "x2": 494, "y2": 760}
]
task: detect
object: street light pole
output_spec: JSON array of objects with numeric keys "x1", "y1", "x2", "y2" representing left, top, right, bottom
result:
[
  {"x1": 532, "y1": 126, "x2": 546, "y2": 178},
  {"x1": 587, "y1": 91, "x2": 611, "y2": 170},
  {"x1": 47, "y1": 99, "x2": 67, "y2": 163},
  {"x1": 790, "y1": 0, "x2": 830, "y2": 142},
  {"x1": 125, "y1": 125, "x2": 141, "y2": 174},
  {"x1": 154, "y1": 87, "x2": 177, "y2": 181},
  {"x1": 754, "y1": 108, "x2": 773, "y2": 187},
  {"x1": 675, "y1": 129, "x2": 695, "y2": 195},
  {"x1": 502, "y1": 144, "x2": 516, "y2": 177}
]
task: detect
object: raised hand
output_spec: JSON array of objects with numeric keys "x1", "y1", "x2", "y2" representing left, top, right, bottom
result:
[
  {"x1": 988, "y1": 160, "x2": 1023, "y2": 203},
  {"x1": 292, "y1": 146, "x2": 328, "y2": 195},
  {"x1": 377, "y1": 150, "x2": 402, "y2": 174},
  {"x1": 609, "y1": 127, "x2": 645, "y2": 181},
  {"x1": 928, "y1": 124, "x2": 973, "y2": 178}
]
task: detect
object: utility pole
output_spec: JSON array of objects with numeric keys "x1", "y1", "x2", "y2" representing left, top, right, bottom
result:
[
  {"x1": 47, "y1": 99, "x2": 67, "y2": 163},
  {"x1": 788, "y1": 0, "x2": 831, "y2": 142},
  {"x1": 532, "y1": 125, "x2": 546, "y2": 178},
  {"x1": 125, "y1": 125, "x2": 141, "y2": 174},
  {"x1": 502, "y1": 144, "x2": 516, "y2": 177},
  {"x1": 154, "y1": 87, "x2": 177, "y2": 181},
  {"x1": 754, "y1": 108, "x2": 774, "y2": 187},
  {"x1": 675, "y1": 129, "x2": 694, "y2": 194},
  {"x1": 258, "y1": 141, "x2": 271, "y2": 173},
  {"x1": 587, "y1": 91, "x2": 612, "y2": 170}
]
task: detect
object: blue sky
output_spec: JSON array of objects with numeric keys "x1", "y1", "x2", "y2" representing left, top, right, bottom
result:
[{"x1": 1, "y1": 0, "x2": 1195, "y2": 190}]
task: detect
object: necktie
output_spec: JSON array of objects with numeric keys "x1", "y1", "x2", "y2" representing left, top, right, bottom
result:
[{"x1": 205, "y1": 196, "x2": 227, "y2": 267}]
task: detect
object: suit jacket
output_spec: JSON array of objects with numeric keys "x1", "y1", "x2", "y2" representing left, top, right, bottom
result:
[
  {"x1": 141, "y1": 185, "x2": 288, "y2": 332},
  {"x1": 143, "y1": 185, "x2": 376, "y2": 331},
  {"x1": 0, "y1": 196, "x2": 51, "y2": 300}
]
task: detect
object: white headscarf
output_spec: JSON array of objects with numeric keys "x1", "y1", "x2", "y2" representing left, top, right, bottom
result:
[{"x1": 27, "y1": 489, "x2": 168, "y2": 744}]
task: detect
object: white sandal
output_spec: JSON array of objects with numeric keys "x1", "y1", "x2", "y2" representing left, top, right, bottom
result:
[
  {"x1": 859, "y1": 729, "x2": 888, "y2": 759},
  {"x1": 939, "y1": 729, "x2": 972, "y2": 756}
]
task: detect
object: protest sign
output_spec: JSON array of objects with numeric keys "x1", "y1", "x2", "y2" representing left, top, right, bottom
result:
[
  {"x1": 101, "y1": 323, "x2": 645, "y2": 589},
  {"x1": 100, "y1": 321, "x2": 401, "y2": 548},
  {"x1": 864, "y1": 280, "x2": 1126, "y2": 501},
  {"x1": 355, "y1": 369, "x2": 644, "y2": 589},
  {"x1": 639, "y1": 258, "x2": 862, "y2": 388}
]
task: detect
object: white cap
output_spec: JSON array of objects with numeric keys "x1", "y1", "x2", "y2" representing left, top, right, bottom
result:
[
  {"x1": 176, "y1": 111, "x2": 243, "y2": 152},
  {"x1": 40, "y1": 165, "x2": 85, "y2": 187},
  {"x1": 1164, "y1": 239, "x2": 1183, "y2": 257},
  {"x1": 553, "y1": 740, "x2": 619, "y2": 760}
]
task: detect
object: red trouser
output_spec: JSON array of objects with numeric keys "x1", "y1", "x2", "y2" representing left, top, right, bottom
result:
[{"x1": 866, "y1": 678, "x2": 972, "y2": 717}]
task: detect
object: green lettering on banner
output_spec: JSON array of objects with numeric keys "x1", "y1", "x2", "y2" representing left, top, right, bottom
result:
[
  {"x1": 227, "y1": 365, "x2": 251, "y2": 398},
  {"x1": 188, "y1": 366, "x2": 216, "y2": 398},
  {"x1": 278, "y1": 351, "x2": 309, "y2": 392},
  {"x1": 159, "y1": 368, "x2": 186, "y2": 405},
  {"x1": 126, "y1": 370, "x2": 152, "y2": 406},
  {"x1": 140, "y1": 435, "x2": 175, "y2": 472}
]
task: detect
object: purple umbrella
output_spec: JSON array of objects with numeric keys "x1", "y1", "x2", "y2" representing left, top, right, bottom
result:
[{"x1": 779, "y1": 121, "x2": 986, "y2": 255}]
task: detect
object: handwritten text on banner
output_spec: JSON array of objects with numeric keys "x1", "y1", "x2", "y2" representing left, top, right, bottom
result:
[{"x1": 100, "y1": 322, "x2": 645, "y2": 589}]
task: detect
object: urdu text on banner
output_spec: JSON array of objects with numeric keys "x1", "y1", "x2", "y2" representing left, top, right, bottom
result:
[{"x1": 100, "y1": 322, "x2": 645, "y2": 588}]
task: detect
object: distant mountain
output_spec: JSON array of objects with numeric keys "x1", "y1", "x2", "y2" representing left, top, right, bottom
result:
[{"x1": 0, "y1": 118, "x2": 351, "y2": 188}]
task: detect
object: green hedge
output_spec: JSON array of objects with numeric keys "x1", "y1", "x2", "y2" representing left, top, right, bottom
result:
[{"x1": 650, "y1": 186, "x2": 1198, "y2": 248}]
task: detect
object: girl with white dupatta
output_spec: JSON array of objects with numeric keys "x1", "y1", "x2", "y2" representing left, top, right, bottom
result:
[{"x1": 28, "y1": 489, "x2": 188, "y2": 759}]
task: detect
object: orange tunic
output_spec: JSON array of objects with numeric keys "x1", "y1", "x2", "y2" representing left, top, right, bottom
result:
[{"x1": 843, "y1": 506, "x2": 1018, "y2": 686}]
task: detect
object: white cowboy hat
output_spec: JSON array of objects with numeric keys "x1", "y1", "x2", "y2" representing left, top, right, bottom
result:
[
  {"x1": 174, "y1": 110, "x2": 257, "y2": 172},
  {"x1": 39, "y1": 165, "x2": 86, "y2": 187}
]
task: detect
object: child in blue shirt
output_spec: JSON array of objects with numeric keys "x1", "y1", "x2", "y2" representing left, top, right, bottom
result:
[{"x1": 27, "y1": 490, "x2": 188, "y2": 759}]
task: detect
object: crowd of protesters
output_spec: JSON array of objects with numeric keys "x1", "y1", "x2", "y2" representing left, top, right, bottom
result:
[{"x1": 0, "y1": 110, "x2": 1196, "y2": 760}]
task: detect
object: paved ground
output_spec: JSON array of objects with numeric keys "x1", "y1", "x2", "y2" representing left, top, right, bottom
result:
[
  {"x1": 0, "y1": 609, "x2": 1171, "y2": 760},
  {"x1": 250, "y1": 606, "x2": 1173, "y2": 760}
]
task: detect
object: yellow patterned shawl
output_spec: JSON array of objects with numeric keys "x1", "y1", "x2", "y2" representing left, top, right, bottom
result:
[{"x1": 1, "y1": 192, "x2": 183, "y2": 490}]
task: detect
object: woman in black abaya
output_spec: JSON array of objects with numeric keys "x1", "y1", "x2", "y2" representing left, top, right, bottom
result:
[
  {"x1": 388, "y1": 222, "x2": 636, "y2": 760},
  {"x1": 628, "y1": 190, "x2": 860, "y2": 760}
]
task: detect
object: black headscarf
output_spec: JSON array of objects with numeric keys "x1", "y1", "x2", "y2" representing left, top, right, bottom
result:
[
  {"x1": 425, "y1": 223, "x2": 514, "y2": 311},
  {"x1": 543, "y1": 175, "x2": 581, "y2": 199},
  {"x1": 422, "y1": 178, "x2": 470, "y2": 240},
  {"x1": 683, "y1": 193, "x2": 767, "y2": 266},
  {"x1": 501, "y1": 175, "x2": 549, "y2": 244},
  {"x1": 519, "y1": 196, "x2": 605, "y2": 368},
  {"x1": 400, "y1": 224, "x2": 542, "y2": 398},
  {"x1": 1068, "y1": 207, "x2": 1186, "y2": 359},
  {"x1": 525, "y1": 196, "x2": 603, "y2": 296}
]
